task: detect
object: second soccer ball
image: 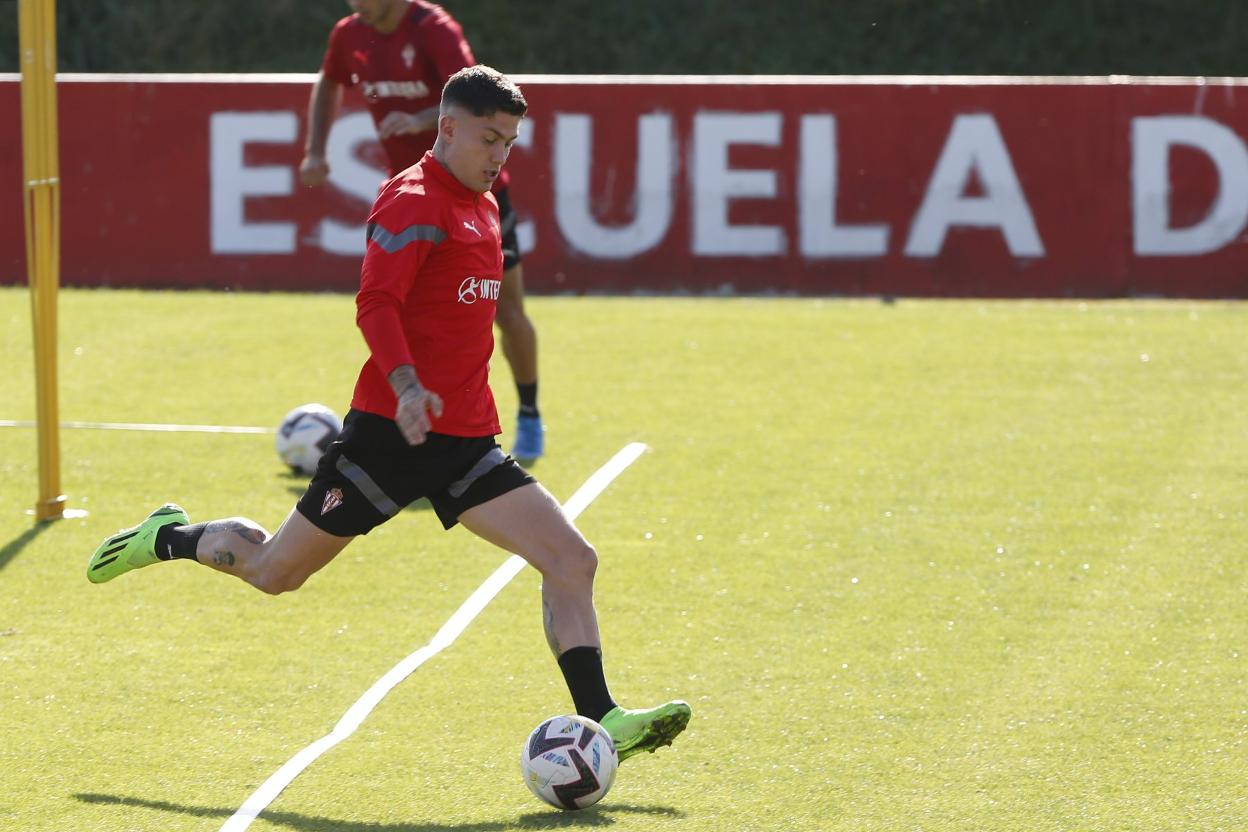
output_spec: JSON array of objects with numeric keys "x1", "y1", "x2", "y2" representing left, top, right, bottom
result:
[{"x1": 275, "y1": 403, "x2": 342, "y2": 476}]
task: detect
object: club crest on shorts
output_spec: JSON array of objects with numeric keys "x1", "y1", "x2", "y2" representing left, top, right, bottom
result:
[{"x1": 321, "y1": 487, "x2": 344, "y2": 515}]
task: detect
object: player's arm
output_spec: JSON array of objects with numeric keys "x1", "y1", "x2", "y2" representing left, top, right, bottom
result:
[
  {"x1": 377, "y1": 105, "x2": 440, "y2": 139},
  {"x1": 356, "y1": 211, "x2": 445, "y2": 444},
  {"x1": 386, "y1": 364, "x2": 443, "y2": 445},
  {"x1": 300, "y1": 71, "x2": 343, "y2": 187}
]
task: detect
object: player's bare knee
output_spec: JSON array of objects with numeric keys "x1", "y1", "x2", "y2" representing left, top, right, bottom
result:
[
  {"x1": 551, "y1": 541, "x2": 598, "y2": 589},
  {"x1": 275, "y1": 571, "x2": 312, "y2": 595},
  {"x1": 252, "y1": 564, "x2": 310, "y2": 596},
  {"x1": 251, "y1": 576, "x2": 285, "y2": 596},
  {"x1": 248, "y1": 550, "x2": 313, "y2": 596}
]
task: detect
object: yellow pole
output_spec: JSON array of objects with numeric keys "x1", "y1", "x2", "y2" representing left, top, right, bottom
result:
[{"x1": 19, "y1": 0, "x2": 66, "y2": 521}]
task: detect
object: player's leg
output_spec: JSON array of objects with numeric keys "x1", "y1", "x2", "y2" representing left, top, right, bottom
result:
[
  {"x1": 494, "y1": 188, "x2": 543, "y2": 459},
  {"x1": 498, "y1": 265, "x2": 543, "y2": 460},
  {"x1": 86, "y1": 411, "x2": 405, "y2": 592},
  {"x1": 174, "y1": 508, "x2": 353, "y2": 594},
  {"x1": 86, "y1": 502, "x2": 352, "y2": 594},
  {"x1": 459, "y1": 481, "x2": 598, "y2": 652},
  {"x1": 456, "y1": 480, "x2": 690, "y2": 760},
  {"x1": 497, "y1": 262, "x2": 538, "y2": 390}
]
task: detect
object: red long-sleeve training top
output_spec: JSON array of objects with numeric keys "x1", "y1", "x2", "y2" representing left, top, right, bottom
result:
[{"x1": 352, "y1": 151, "x2": 504, "y2": 437}]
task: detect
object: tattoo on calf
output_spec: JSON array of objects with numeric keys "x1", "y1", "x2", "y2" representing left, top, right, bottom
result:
[
  {"x1": 543, "y1": 598, "x2": 560, "y2": 655},
  {"x1": 204, "y1": 518, "x2": 269, "y2": 546},
  {"x1": 200, "y1": 519, "x2": 267, "y2": 569},
  {"x1": 236, "y1": 526, "x2": 267, "y2": 545}
]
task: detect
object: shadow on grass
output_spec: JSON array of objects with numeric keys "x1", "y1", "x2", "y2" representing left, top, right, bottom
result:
[
  {"x1": 74, "y1": 792, "x2": 683, "y2": 831},
  {"x1": 0, "y1": 522, "x2": 51, "y2": 573}
]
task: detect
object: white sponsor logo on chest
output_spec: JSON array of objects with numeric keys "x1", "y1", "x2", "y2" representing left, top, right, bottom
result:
[
  {"x1": 457, "y1": 276, "x2": 501, "y2": 304},
  {"x1": 361, "y1": 80, "x2": 430, "y2": 99}
]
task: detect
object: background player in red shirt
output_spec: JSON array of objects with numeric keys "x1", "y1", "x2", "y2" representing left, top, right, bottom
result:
[
  {"x1": 299, "y1": 0, "x2": 545, "y2": 460},
  {"x1": 87, "y1": 65, "x2": 690, "y2": 765}
]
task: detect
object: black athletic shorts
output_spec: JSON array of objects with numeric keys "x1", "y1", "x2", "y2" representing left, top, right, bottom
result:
[
  {"x1": 295, "y1": 409, "x2": 535, "y2": 536},
  {"x1": 496, "y1": 186, "x2": 521, "y2": 271}
]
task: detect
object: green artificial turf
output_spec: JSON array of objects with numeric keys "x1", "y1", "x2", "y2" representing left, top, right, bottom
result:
[{"x1": 1, "y1": 288, "x2": 1245, "y2": 831}]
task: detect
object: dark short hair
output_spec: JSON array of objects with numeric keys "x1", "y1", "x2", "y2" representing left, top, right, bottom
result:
[{"x1": 441, "y1": 65, "x2": 528, "y2": 119}]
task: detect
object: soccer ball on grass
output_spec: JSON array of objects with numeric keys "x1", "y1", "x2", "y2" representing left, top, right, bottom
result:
[
  {"x1": 275, "y1": 403, "x2": 342, "y2": 475},
  {"x1": 520, "y1": 714, "x2": 618, "y2": 810}
]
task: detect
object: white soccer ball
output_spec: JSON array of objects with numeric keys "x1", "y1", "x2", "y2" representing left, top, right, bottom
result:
[
  {"x1": 275, "y1": 404, "x2": 342, "y2": 475},
  {"x1": 520, "y1": 714, "x2": 618, "y2": 810}
]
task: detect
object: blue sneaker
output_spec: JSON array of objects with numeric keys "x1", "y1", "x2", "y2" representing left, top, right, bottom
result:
[{"x1": 511, "y1": 413, "x2": 544, "y2": 459}]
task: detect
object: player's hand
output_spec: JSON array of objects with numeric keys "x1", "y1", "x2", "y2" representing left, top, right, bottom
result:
[
  {"x1": 378, "y1": 110, "x2": 431, "y2": 138},
  {"x1": 299, "y1": 154, "x2": 330, "y2": 187},
  {"x1": 394, "y1": 384, "x2": 444, "y2": 446}
]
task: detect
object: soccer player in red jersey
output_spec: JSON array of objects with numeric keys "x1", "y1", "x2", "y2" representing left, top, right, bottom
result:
[
  {"x1": 300, "y1": 0, "x2": 545, "y2": 460},
  {"x1": 87, "y1": 66, "x2": 690, "y2": 764}
]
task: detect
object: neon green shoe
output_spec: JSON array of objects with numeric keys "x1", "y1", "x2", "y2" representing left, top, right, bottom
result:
[
  {"x1": 86, "y1": 504, "x2": 189, "y2": 584},
  {"x1": 599, "y1": 700, "x2": 691, "y2": 762}
]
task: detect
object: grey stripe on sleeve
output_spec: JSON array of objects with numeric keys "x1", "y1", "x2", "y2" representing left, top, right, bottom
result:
[
  {"x1": 368, "y1": 222, "x2": 447, "y2": 253},
  {"x1": 336, "y1": 454, "x2": 402, "y2": 517},
  {"x1": 447, "y1": 447, "x2": 508, "y2": 499}
]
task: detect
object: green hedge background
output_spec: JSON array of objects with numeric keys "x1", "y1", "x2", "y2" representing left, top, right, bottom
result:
[{"x1": 1, "y1": 0, "x2": 1246, "y2": 76}]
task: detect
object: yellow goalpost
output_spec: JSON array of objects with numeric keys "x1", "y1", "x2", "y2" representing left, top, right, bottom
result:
[{"x1": 19, "y1": 0, "x2": 72, "y2": 521}]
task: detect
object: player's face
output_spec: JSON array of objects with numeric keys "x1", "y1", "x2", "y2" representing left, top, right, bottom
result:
[
  {"x1": 347, "y1": 0, "x2": 400, "y2": 28},
  {"x1": 440, "y1": 108, "x2": 523, "y2": 193}
]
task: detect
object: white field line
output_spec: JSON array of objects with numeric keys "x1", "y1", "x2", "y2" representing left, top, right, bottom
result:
[
  {"x1": 219, "y1": 441, "x2": 648, "y2": 832},
  {"x1": 0, "y1": 419, "x2": 270, "y2": 434}
]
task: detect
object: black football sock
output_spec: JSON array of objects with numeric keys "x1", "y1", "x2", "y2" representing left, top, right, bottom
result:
[
  {"x1": 154, "y1": 522, "x2": 207, "y2": 561},
  {"x1": 517, "y1": 382, "x2": 539, "y2": 418},
  {"x1": 556, "y1": 646, "x2": 617, "y2": 722}
]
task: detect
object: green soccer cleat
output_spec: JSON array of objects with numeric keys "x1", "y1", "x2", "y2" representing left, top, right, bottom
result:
[
  {"x1": 86, "y1": 504, "x2": 189, "y2": 584},
  {"x1": 599, "y1": 700, "x2": 692, "y2": 762}
]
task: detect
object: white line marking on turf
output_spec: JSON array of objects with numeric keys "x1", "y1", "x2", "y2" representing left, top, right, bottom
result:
[
  {"x1": 0, "y1": 419, "x2": 270, "y2": 434},
  {"x1": 219, "y1": 442, "x2": 648, "y2": 832}
]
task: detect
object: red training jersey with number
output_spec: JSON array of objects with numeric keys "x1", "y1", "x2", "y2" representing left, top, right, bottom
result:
[
  {"x1": 320, "y1": 0, "x2": 508, "y2": 190},
  {"x1": 352, "y1": 152, "x2": 503, "y2": 437}
]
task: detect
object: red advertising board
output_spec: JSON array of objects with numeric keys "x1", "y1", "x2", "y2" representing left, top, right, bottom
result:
[{"x1": 2, "y1": 73, "x2": 1247, "y2": 297}]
